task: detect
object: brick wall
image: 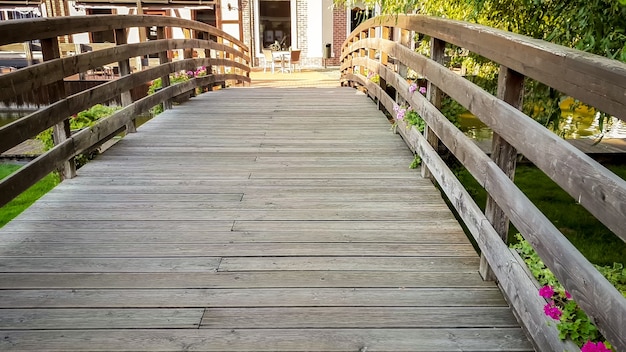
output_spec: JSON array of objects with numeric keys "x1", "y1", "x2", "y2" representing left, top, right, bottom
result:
[
  {"x1": 296, "y1": 0, "x2": 307, "y2": 58},
  {"x1": 241, "y1": 0, "x2": 254, "y2": 64},
  {"x1": 330, "y1": 6, "x2": 347, "y2": 66}
]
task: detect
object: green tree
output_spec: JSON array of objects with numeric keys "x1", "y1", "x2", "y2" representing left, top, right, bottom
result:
[{"x1": 334, "y1": 0, "x2": 626, "y2": 130}]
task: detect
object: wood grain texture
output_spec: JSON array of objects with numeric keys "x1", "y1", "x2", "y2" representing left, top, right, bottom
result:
[
  {"x1": 0, "y1": 87, "x2": 529, "y2": 351},
  {"x1": 0, "y1": 329, "x2": 532, "y2": 351}
]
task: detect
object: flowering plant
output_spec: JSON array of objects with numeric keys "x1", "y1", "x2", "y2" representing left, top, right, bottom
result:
[
  {"x1": 366, "y1": 70, "x2": 380, "y2": 84},
  {"x1": 186, "y1": 66, "x2": 208, "y2": 78},
  {"x1": 513, "y1": 234, "x2": 613, "y2": 350},
  {"x1": 408, "y1": 82, "x2": 427, "y2": 95},
  {"x1": 581, "y1": 341, "x2": 612, "y2": 352}
]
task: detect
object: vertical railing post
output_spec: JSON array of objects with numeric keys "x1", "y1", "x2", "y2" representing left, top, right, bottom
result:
[
  {"x1": 358, "y1": 30, "x2": 367, "y2": 79},
  {"x1": 156, "y1": 26, "x2": 172, "y2": 110},
  {"x1": 345, "y1": 35, "x2": 355, "y2": 87},
  {"x1": 214, "y1": 36, "x2": 225, "y2": 90},
  {"x1": 396, "y1": 28, "x2": 410, "y2": 104},
  {"x1": 378, "y1": 26, "x2": 390, "y2": 111},
  {"x1": 479, "y1": 66, "x2": 525, "y2": 280},
  {"x1": 41, "y1": 37, "x2": 76, "y2": 180},
  {"x1": 421, "y1": 38, "x2": 444, "y2": 179},
  {"x1": 367, "y1": 27, "x2": 376, "y2": 96},
  {"x1": 199, "y1": 31, "x2": 211, "y2": 92},
  {"x1": 114, "y1": 28, "x2": 136, "y2": 132},
  {"x1": 226, "y1": 41, "x2": 235, "y2": 87}
]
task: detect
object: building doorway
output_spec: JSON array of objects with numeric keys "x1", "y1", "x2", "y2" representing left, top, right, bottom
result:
[
  {"x1": 258, "y1": 0, "x2": 291, "y2": 50},
  {"x1": 351, "y1": 6, "x2": 373, "y2": 32}
]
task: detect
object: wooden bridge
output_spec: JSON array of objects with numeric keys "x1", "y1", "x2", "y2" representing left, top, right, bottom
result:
[{"x1": 0, "y1": 15, "x2": 625, "y2": 352}]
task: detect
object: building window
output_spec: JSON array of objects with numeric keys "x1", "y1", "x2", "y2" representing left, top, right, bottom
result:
[
  {"x1": 194, "y1": 8, "x2": 218, "y2": 41},
  {"x1": 195, "y1": 8, "x2": 217, "y2": 27},
  {"x1": 87, "y1": 9, "x2": 116, "y2": 43},
  {"x1": 1, "y1": 7, "x2": 41, "y2": 21}
]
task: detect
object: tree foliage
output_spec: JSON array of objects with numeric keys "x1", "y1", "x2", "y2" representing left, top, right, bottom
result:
[{"x1": 334, "y1": 0, "x2": 626, "y2": 131}]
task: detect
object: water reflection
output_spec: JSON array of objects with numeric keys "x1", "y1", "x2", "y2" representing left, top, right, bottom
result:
[{"x1": 458, "y1": 99, "x2": 626, "y2": 140}]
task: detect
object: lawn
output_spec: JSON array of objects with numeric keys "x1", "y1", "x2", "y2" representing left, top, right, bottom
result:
[
  {"x1": 0, "y1": 164, "x2": 60, "y2": 228},
  {"x1": 455, "y1": 163, "x2": 626, "y2": 266}
]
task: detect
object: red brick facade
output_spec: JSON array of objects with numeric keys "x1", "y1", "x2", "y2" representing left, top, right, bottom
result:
[{"x1": 330, "y1": 6, "x2": 347, "y2": 66}]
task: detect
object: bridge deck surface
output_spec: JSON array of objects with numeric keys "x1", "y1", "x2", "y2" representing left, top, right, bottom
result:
[{"x1": 0, "y1": 87, "x2": 533, "y2": 351}]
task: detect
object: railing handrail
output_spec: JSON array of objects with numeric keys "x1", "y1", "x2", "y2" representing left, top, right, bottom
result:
[
  {"x1": 340, "y1": 14, "x2": 626, "y2": 352},
  {"x1": 345, "y1": 15, "x2": 626, "y2": 123},
  {"x1": 0, "y1": 14, "x2": 248, "y2": 53},
  {"x1": 0, "y1": 15, "x2": 251, "y2": 209}
]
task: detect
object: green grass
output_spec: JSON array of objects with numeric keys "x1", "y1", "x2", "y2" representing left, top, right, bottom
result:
[
  {"x1": 455, "y1": 163, "x2": 626, "y2": 266},
  {"x1": 0, "y1": 164, "x2": 60, "y2": 228}
]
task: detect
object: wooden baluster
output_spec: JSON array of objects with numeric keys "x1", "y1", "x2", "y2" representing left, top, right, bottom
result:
[
  {"x1": 367, "y1": 27, "x2": 376, "y2": 97},
  {"x1": 479, "y1": 66, "x2": 525, "y2": 281},
  {"x1": 214, "y1": 36, "x2": 224, "y2": 90},
  {"x1": 156, "y1": 26, "x2": 172, "y2": 110},
  {"x1": 41, "y1": 37, "x2": 76, "y2": 180},
  {"x1": 421, "y1": 38, "x2": 444, "y2": 179},
  {"x1": 23, "y1": 41, "x2": 34, "y2": 66},
  {"x1": 199, "y1": 31, "x2": 211, "y2": 92},
  {"x1": 114, "y1": 28, "x2": 136, "y2": 132},
  {"x1": 396, "y1": 28, "x2": 410, "y2": 105},
  {"x1": 378, "y1": 26, "x2": 390, "y2": 111},
  {"x1": 358, "y1": 30, "x2": 366, "y2": 80}
]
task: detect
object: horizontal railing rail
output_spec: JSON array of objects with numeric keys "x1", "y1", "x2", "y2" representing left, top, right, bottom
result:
[
  {"x1": 0, "y1": 15, "x2": 250, "y2": 208},
  {"x1": 340, "y1": 14, "x2": 626, "y2": 352}
]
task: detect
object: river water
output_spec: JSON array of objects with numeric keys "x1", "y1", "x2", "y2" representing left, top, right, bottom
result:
[{"x1": 458, "y1": 100, "x2": 626, "y2": 141}]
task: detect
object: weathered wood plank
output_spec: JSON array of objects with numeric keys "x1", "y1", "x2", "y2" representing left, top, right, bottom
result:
[
  {"x1": 0, "y1": 257, "x2": 220, "y2": 273},
  {"x1": 0, "y1": 309, "x2": 204, "y2": 330},
  {"x1": 0, "y1": 271, "x2": 494, "y2": 289},
  {"x1": 0, "y1": 243, "x2": 477, "y2": 258},
  {"x1": 14, "y1": 209, "x2": 455, "y2": 221},
  {"x1": 0, "y1": 328, "x2": 533, "y2": 351},
  {"x1": 200, "y1": 307, "x2": 520, "y2": 328},
  {"x1": 0, "y1": 288, "x2": 507, "y2": 308},
  {"x1": 218, "y1": 256, "x2": 480, "y2": 272},
  {"x1": 0, "y1": 229, "x2": 468, "y2": 244}
]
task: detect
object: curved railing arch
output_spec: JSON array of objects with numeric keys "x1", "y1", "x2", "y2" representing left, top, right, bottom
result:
[
  {"x1": 341, "y1": 14, "x2": 626, "y2": 351},
  {"x1": 0, "y1": 15, "x2": 250, "y2": 208}
]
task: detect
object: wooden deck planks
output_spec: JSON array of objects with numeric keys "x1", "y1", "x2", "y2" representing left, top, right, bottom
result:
[{"x1": 0, "y1": 87, "x2": 533, "y2": 351}]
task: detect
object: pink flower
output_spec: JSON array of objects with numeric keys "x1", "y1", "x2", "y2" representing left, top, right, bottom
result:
[
  {"x1": 581, "y1": 341, "x2": 611, "y2": 352},
  {"x1": 419, "y1": 86, "x2": 427, "y2": 94},
  {"x1": 393, "y1": 104, "x2": 406, "y2": 121},
  {"x1": 543, "y1": 303, "x2": 562, "y2": 320},
  {"x1": 367, "y1": 71, "x2": 374, "y2": 79},
  {"x1": 408, "y1": 83, "x2": 418, "y2": 94},
  {"x1": 565, "y1": 291, "x2": 572, "y2": 299},
  {"x1": 539, "y1": 285, "x2": 555, "y2": 299}
]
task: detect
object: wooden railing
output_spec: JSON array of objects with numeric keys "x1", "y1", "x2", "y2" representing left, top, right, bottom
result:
[
  {"x1": 340, "y1": 14, "x2": 626, "y2": 352},
  {"x1": 0, "y1": 15, "x2": 250, "y2": 208}
]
